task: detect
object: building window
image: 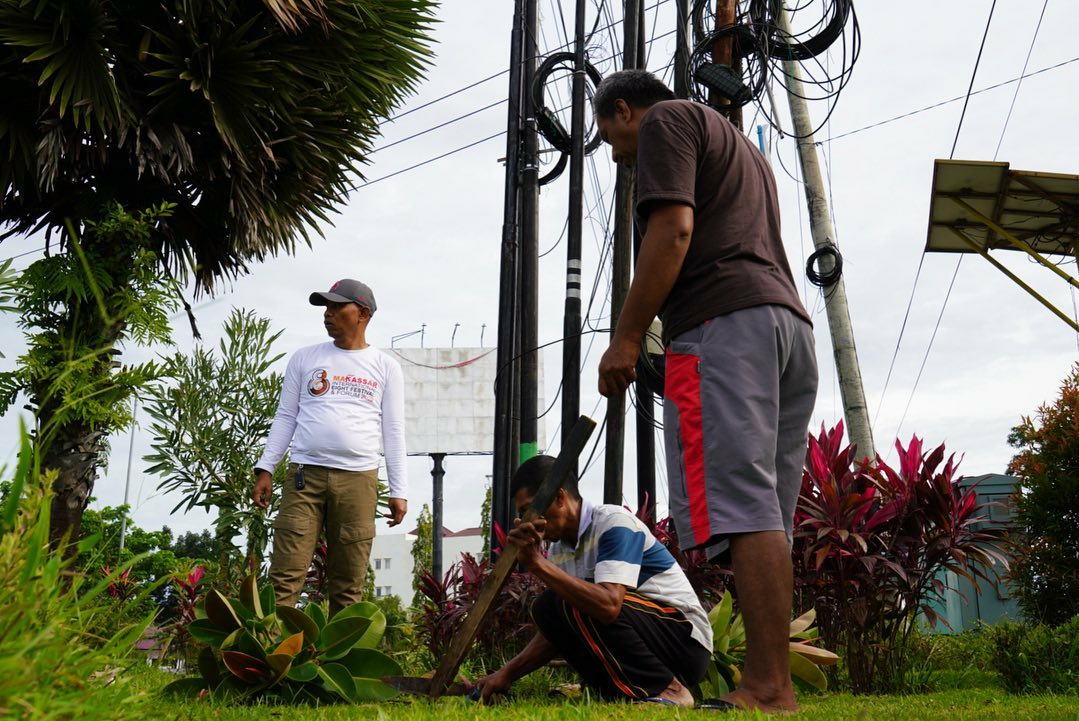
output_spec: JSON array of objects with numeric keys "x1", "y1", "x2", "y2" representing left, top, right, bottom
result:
[
  {"x1": 383, "y1": 557, "x2": 391, "y2": 570},
  {"x1": 375, "y1": 586, "x2": 384, "y2": 597},
  {"x1": 374, "y1": 559, "x2": 382, "y2": 570}
]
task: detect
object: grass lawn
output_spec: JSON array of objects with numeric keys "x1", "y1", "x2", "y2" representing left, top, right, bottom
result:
[{"x1": 133, "y1": 668, "x2": 1079, "y2": 721}]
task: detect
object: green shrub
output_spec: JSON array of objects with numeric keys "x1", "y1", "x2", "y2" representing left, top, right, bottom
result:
[
  {"x1": 987, "y1": 616, "x2": 1079, "y2": 694},
  {"x1": 0, "y1": 426, "x2": 154, "y2": 720},
  {"x1": 908, "y1": 626, "x2": 995, "y2": 673},
  {"x1": 164, "y1": 575, "x2": 403, "y2": 704}
]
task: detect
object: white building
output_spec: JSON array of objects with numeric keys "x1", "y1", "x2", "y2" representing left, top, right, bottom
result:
[{"x1": 369, "y1": 527, "x2": 484, "y2": 607}]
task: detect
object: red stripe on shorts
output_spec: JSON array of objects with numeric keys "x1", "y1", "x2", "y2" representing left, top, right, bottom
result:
[{"x1": 665, "y1": 349, "x2": 711, "y2": 547}]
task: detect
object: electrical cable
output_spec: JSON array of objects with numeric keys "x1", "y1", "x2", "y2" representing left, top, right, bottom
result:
[
  {"x1": 875, "y1": 11, "x2": 1064, "y2": 435},
  {"x1": 949, "y1": 0, "x2": 998, "y2": 159},
  {"x1": 890, "y1": 0, "x2": 998, "y2": 450},
  {"x1": 531, "y1": 51, "x2": 604, "y2": 156},
  {"x1": 805, "y1": 245, "x2": 842, "y2": 287},
  {"x1": 539, "y1": 217, "x2": 569, "y2": 259},
  {"x1": 350, "y1": 132, "x2": 505, "y2": 190},
  {"x1": 368, "y1": 100, "x2": 507, "y2": 157},
  {"x1": 2, "y1": 246, "x2": 47, "y2": 262},
  {"x1": 823, "y1": 55, "x2": 1079, "y2": 144},
  {"x1": 993, "y1": 0, "x2": 1049, "y2": 161}
]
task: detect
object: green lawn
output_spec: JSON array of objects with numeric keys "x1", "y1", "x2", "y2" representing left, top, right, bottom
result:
[{"x1": 135, "y1": 669, "x2": 1079, "y2": 721}]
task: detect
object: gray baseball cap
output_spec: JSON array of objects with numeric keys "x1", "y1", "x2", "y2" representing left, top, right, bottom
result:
[{"x1": 309, "y1": 279, "x2": 377, "y2": 312}]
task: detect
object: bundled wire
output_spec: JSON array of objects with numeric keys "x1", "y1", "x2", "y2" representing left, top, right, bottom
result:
[
  {"x1": 634, "y1": 327, "x2": 667, "y2": 398},
  {"x1": 685, "y1": 0, "x2": 860, "y2": 136},
  {"x1": 805, "y1": 244, "x2": 843, "y2": 287},
  {"x1": 531, "y1": 51, "x2": 605, "y2": 184}
]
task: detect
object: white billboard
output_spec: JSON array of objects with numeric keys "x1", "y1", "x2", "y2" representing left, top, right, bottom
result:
[{"x1": 391, "y1": 347, "x2": 544, "y2": 456}]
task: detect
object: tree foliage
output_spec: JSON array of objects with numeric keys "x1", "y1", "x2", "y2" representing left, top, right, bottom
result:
[
  {"x1": 1006, "y1": 362, "x2": 1079, "y2": 626},
  {"x1": 143, "y1": 308, "x2": 287, "y2": 578},
  {"x1": 0, "y1": 0, "x2": 435, "y2": 551},
  {"x1": 0, "y1": 0, "x2": 437, "y2": 290},
  {"x1": 410, "y1": 503, "x2": 432, "y2": 600},
  {"x1": 0, "y1": 203, "x2": 178, "y2": 549}
]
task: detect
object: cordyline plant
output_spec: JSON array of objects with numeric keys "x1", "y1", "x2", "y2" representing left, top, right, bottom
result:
[
  {"x1": 164, "y1": 575, "x2": 402, "y2": 704},
  {"x1": 415, "y1": 523, "x2": 546, "y2": 670},
  {"x1": 793, "y1": 421, "x2": 1008, "y2": 693},
  {"x1": 159, "y1": 564, "x2": 206, "y2": 666}
]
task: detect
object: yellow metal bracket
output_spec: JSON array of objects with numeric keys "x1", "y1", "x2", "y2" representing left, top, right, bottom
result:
[
  {"x1": 946, "y1": 226, "x2": 1078, "y2": 332},
  {"x1": 946, "y1": 196, "x2": 1079, "y2": 292}
]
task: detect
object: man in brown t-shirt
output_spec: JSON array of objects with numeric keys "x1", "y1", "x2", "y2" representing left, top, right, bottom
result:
[{"x1": 595, "y1": 69, "x2": 818, "y2": 713}]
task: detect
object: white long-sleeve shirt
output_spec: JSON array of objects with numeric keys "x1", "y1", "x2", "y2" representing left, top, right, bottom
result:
[{"x1": 256, "y1": 342, "x2": 407, "y2": 498}]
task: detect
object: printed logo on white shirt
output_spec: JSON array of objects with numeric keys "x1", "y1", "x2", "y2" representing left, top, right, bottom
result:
[{"x1": 308, "y1": 369, "x2": 331, "y2": 396}]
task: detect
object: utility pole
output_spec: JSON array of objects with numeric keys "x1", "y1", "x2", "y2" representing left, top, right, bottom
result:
[
  {"x1": 519, "y1": 0, "x2": 540, "y2": 467},
  {"x1": 604, "y1": 0, "x2": 642, "y2": 505},
  {"x1": 430, "y1": 453, "x2": 445, "y2": 583},
  {"x1": 778, "y1": 8, "x2": 875, "y2": 459},
  {"x1": 118, "y1": 397, "x2": 136, "y2": 553},
  {"x1": 674, "y1": 0, "x2": 691, "y2": 98},
  {"x1": 491, "y1": 0, "x2": 526, "y2": 554},
  {"x1": 712, "y1": 0, "x2": 743, "y2": 130},
  {"x1": 561, "y1": 0, "x2": 587, "y2": 464}
]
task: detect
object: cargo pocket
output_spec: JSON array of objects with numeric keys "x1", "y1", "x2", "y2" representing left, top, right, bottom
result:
[
  {"x1": 271, "y1": 512, "x2": 313, "y2": 569},
  {"x1": 338, "y1": 520, "x2": 375, "y2": 545}
]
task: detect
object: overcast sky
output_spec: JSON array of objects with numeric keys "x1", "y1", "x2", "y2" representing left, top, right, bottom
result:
[{"x1": 1, "y1": 0, "x2": 1076, "y2": 543}]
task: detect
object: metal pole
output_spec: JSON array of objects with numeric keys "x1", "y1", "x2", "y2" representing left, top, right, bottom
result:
[
  {"x1": 603, "y1": 0, "x2": 641, "y2": 506},
  {"x1": 118, "y1": 396, "x2": 137, "y2": 553},
  {"x1": 430, "y1": 453, "x2": 445, "y2": 583},
  {"x1": 491, "y1": 0, "x2": 525, "y2": 555},
  {"x1": 673, "y1": 0, "x2": 690, "y2": 98},
  {"x1": 519, "y1": 0, "x2": 540, "y2": 466},
  {"x1": 629, "y1": 0, "x2": 658, "y2": 521},
  {"x1": 561, "y1": 0, "x2": 587, "y2": 465},
  {"x1": 778, "y1": 7, "x2": 875, "y2": 459}
]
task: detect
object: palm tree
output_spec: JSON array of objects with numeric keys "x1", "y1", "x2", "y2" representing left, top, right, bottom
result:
[{"x1": 0, "y1": 0, "x2": 436, "y2": 549}]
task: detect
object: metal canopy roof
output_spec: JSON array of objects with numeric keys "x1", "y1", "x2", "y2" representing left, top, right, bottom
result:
[
  {"x1": 926, "y1": 159, "x2": 1079, "y2": 255},
  {"x1": 924, "y1": 159, "x2": 1079, "y2": 331}
]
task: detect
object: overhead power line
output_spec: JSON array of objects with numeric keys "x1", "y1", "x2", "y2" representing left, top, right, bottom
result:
[
  {"x1": 824, "y1": 54, "x2": 1079, "y2": 144},
  {"x1": 993, "y1": 0, "x2": 1049, "y2": 161},
  {"x1": 888, "y1": 0, "x2": 999, "y2": 449}
]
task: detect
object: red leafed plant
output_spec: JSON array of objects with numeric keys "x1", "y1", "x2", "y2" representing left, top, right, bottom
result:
[
  {"x1": 163, "y1": 564, "x2": 206, "y2": 665},
  {"x1": 302, "y1": 537, "x2": 329, "y2": 605},
  {"x1": 793, "y1": 421, "x2": 1008, "y2": 693},
  {"x1": 102, "y1": 566, "x2": 138, "y2": 602},
  {"x1": 414, "y1": 522, "x2": 546, "y2": 671}
]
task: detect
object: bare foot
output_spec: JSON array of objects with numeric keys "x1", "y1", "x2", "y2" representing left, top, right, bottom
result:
[
  {"x1": 656, "y1": 678, "x2": 696, "y2": 708},
  {"x1": 717, "y1": 688, "x2": 799, "y2": 714}
]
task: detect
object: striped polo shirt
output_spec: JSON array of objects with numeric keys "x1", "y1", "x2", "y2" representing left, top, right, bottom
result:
[{"x1": 548, "y1": 500, "x2": 714, "y2": 651}]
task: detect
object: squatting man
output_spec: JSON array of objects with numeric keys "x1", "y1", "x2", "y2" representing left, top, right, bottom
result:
[{"x1": 473, "y1": 455, "x2": 713, "y2": 707}]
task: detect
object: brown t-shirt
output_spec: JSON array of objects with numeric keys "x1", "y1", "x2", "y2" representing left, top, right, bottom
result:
[{"x1": 635, "y1": 100, "x2": 811, "y2": 342}]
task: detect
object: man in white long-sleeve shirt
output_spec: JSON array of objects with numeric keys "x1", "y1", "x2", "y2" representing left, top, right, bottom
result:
[{"x1": 252, "y1": 278, "x2": 407, "y2": 617}]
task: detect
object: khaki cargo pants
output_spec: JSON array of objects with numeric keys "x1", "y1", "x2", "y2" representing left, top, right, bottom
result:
[{"x1": 268, "y1": 464, "x2": 378, "y2": 618}]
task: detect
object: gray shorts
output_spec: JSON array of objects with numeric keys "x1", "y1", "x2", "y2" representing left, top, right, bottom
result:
[{"x1": 663, "y1": 304, "x2": 818, "y2": 560}]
